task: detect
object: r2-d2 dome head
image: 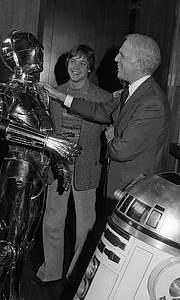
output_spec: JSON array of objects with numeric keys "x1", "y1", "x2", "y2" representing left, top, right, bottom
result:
[{"x1": 0, "y1": 30, "x2": 44, "y2": 74}]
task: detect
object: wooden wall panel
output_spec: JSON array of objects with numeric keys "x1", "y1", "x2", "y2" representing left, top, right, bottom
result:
[
  {"x1": 165, "y1": 2, "x2": 180, "y2": 171},
  {"x1": 0, "y1": 0, "x2": 44, "y2": 40},
  {"x1": 41, "y1": 0, "x2": 131, "y2": 92},
  {"x1": 131, "y1": 0, "x2": 177, "y2": 171},
  {"x1": 130, "y1": 0, "x2": 176, "y2": 93}
]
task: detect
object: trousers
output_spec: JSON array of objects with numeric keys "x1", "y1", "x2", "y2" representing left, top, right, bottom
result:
[{"x1": 37, "y1": 178, "x2": 96, "y2": 282}]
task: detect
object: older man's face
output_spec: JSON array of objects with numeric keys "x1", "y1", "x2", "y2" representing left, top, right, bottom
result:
[{"x1": 114, "y1": 39, "x2": 138, "y2": 84}]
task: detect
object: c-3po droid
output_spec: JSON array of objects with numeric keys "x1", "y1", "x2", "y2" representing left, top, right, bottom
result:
[
  {"x1": 0, "y1": 30, "x2": 81, "y2": 300},
  {"x1": 74, "y1": 172, "x2": 180, "y2": 300}
]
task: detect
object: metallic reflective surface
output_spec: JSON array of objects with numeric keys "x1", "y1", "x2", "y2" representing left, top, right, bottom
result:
[
  {"x1": 1, "y1": 30, "x2": 44, "y2": 74},
  {"x1": 112, "y1": 172, "x2": 180, "y2": 256},
  {"x1": 0, "y1": 30, "x2": 81, "y2": 300},
  {"x1": 73, "y1": 172, "x2": 180, "y2": 300}
]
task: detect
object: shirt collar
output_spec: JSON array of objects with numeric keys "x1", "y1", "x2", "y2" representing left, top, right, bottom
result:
[{"x1": 129, "y1": 75, "x2": 151, "y2": 97}]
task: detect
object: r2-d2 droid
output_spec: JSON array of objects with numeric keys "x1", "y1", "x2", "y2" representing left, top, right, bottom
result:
[{"x1": 74, "y1": 172, "x2": 180, "y2": 300}]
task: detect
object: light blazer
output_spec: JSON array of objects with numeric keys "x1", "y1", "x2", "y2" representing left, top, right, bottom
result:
[
  {"x1": 69, "y1": 76, "x2": 171, "y2": 198},
  {"x1": 50, "y1": 80, "x2": 112, "y2": 190}
]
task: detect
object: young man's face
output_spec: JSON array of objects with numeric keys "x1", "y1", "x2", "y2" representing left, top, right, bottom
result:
[
  {"x1": 67, "y1": 55, "x2": 89, "y2": 83},
  {"x1": 114, "y1": 39, "x2": 138, "y2": 84}
]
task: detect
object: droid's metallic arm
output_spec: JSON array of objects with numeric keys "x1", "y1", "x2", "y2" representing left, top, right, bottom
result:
[{"x1": 0, "y1": 116, "x2": 81, "y2": 160}]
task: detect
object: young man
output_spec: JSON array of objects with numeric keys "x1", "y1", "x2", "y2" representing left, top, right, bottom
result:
[
  {"x1": 41, "y1": 34, "x2": 171, "y2": 217},
  {"x1": 33, "y1": 44, "x2": 112, "y2": 286}
]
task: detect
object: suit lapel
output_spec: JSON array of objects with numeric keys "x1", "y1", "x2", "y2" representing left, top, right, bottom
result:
[{"x1": 119, "y1": 76, "x2": 155, "y2": 117}]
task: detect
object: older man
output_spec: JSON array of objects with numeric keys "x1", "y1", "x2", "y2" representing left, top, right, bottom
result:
[{"x1": 41, "y1": 33, "x2": 171, "y2": 217}]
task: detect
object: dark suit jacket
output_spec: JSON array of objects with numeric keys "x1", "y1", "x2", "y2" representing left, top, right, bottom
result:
[{"x1": 69, "y1": 76, "x2": 171, "y2": 198}]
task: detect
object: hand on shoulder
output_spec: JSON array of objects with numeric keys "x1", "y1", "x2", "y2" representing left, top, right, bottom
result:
[{"x1": 36, "y1": 82, "x2": 67, "y2": 102}]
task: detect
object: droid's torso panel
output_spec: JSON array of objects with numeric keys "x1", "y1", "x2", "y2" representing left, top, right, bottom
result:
[
  {"x1": 0, "y1": 81, "x2": 54, "y2": 170},
  {"x1": 0, "y1": 81, "x2": 53, "y2": 132}
]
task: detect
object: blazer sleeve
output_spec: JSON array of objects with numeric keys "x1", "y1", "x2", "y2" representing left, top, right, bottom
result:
[{"x1": 69, "y1": 96, "x2": 118, "y2": 124}]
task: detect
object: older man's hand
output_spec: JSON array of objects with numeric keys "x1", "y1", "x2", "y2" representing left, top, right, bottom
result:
[
  {"x1": 36, "y1": 82, "x2": 67, "y2": 102},
  {"x1": 105, "y1": 125, "x2": 115, "y2": 142}
]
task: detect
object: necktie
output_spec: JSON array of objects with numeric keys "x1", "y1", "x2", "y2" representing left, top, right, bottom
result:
[{"x1": 120, "y1": 86, "x2": 129, "y2": 111}]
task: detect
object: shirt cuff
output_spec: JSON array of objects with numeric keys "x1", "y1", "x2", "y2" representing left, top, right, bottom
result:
[{"x1": 64, "y1": 95, "x2": 74, "y2": 107}]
